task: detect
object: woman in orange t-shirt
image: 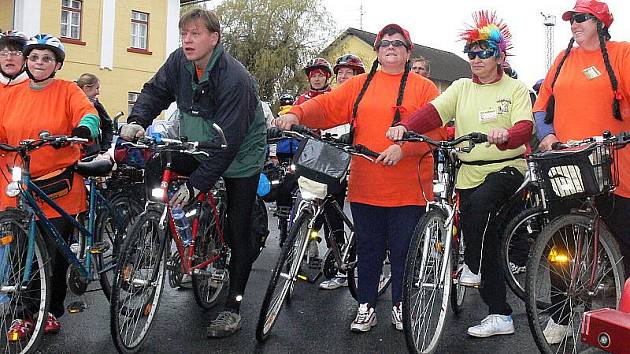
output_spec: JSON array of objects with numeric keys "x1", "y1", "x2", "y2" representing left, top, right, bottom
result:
[
  {"x1": 0, "y1": 34, "x2": 99, "y2": 338},
  {"x1": 533, "y1": 0, "x2": 630, "y2": 344},
  {"x1": 276, "y1": 23, "x2": 443, "y2": 332}
]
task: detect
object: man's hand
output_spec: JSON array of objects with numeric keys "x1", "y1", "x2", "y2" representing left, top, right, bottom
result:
[
  {"x1": 386, "y1": 125, "x2": 407, "y2": 141},
  {"x1": 487, "y1": 127, "x2": 509, "y2": 145},
  {"x1": 273, "y1": 113, "x2": 299, "y2": 130},
  {"x1": 375, "y1": 144, "x2": 403, "y2": 166},
  {"x1": 120, "y1": 123, "x2": 145, "y2": 141},
  {"x1": 538, "y1": 134, "x2": 559, "y2": 151},
  {"x1": 170, "y1": 181, "x2": 200, "y2": 207}
]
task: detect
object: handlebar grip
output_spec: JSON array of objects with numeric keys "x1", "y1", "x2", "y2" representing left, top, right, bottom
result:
[
  {"x1": 355, "y1": 145, "x2": 380, "y2": 159},
  {"x1": 267, "y1": 127, "x2": 283, "y2": 139},
  {"x1": 0, "y1": 144, "x2": 16, "y2": 152},
  {"x1": 402, "y1": 131, "x2": 416, "y2": 140},
  {"x1": 551, "y1": 142, "x2": 568, "y2": 150},
  {"x1": 290, "y1": 124, "x2": 311, "y2": 134},
  {"x1": 470, "y1": 132, "x2": 487, "y2": 144}
]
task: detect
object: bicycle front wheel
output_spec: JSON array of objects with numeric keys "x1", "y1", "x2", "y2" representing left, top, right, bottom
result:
[
  {"x1": 256, "y1": 209, "x2": 312, "y2": 342},
  {"x1": 403, "y1": 209, "x2": 451, "y2": 354},
  {"x1": 526, "y1": 213, "x2": 624, "y2": 354},
  {"x1": 110, "y1": 209, "x2": 167, "y2": 354},
  {"x1": 0, "y1": 210, "x2": 50, "y2": 354},
  {"x1": 501, "y1": 206, "x2": 548, "y2": 302}
]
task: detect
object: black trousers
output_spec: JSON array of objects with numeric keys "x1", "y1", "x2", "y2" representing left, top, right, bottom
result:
[
  {"x1": 458, "y1": 166, "x2": 524, "y2": 316},
  {"x1": 145, "y1": 153, "x2": 259, "y2": 313},
  {"x1": 39, "y1": 217, "x2": 73, "y2": 318}
]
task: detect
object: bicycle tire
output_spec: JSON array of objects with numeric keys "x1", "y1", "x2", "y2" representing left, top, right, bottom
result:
[
  {"x1": 110, "y1": 208, "x2": 168, "y2": 354},
  {"x1": 0, "y1": 209, "x2": 51, "y2": 354},
  {"x1": 525, "y1": 213, "x2": 624, "y2": 354},
  {"x1": 256, "y1": 209, "x2": 312, "y2": 342},
  {"x1": 97, "y1": 193, "x2": 143, "y2": 301},
  {"x1": 192, "y1": 196, "x2": 229, "y2": 310},
  {"x1": 449, "y1": 230, "x2": 466, "y2": 315},
  {"x1": 500, "y1": 206, "x2": 548, "y2": 303},
  {"x1": 403, "y1": 209, "x2": 451, "y2": 354},
  {"x1": 347, "y1": 249, "x2": 392, "y2": 301}
]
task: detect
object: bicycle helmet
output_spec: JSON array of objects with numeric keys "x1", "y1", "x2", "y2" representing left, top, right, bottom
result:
[
  {"x1": 304, "y1": 58, "x2": 332, "y2": 77},
  {"x1": 333, "y1": 54, "x2": 365, "y2": 75},
  {"x1": 0, "y1": 30, "x2": 28, "y2": 51},
  {"x1": 23, "y1": 34, "x2": 65, "y2": 65},
  {"x1": 278, "y1": 93, "x2": 295, "y2": 106}
]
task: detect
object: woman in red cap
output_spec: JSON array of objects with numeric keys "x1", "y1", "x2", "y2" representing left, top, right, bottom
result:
[
  {"x1": 533, "y1": 0, "x2": 630, "y2": 347},
  {"x1": 275, "y1": 23, "x2": 443, "y2": 333},
  {"x1": 294, "y1": 58, "x2": 333, "y2": 105}
]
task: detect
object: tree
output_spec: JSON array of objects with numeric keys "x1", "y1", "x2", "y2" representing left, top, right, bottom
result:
[{"x1": 214, "y1": 0, "x2": 336, "y2": 104}]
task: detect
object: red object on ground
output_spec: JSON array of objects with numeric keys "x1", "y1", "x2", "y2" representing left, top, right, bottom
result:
[{"x1": 581, "y1": 278, "x2": 630, "y2": 353}]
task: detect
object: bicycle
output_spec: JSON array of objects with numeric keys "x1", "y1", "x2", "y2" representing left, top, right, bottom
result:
[
  {"x1": 0, "y1": 132, "x2": 129, "y2": 354},
  {"x1": 255, "y1": 125, "x2": 391, "y2": 342},
  {"x1": 525, "y1": 131, "x2": 630, "y2": 354},
  {"x1": 399, "y1": 131, "x2": 488, "y2": 354},
  {"x1": 109, "y1": 127, "x2": 230, "y2": 354}
]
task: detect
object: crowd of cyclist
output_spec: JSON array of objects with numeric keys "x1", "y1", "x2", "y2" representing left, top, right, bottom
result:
[{"x1": 0, "y1": 0, "x2": 628, "y2": 350}]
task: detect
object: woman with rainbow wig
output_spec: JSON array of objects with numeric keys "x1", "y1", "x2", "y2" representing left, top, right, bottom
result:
[{"x1": 388, "y1": 11, "x2": 533, "y2": 339}]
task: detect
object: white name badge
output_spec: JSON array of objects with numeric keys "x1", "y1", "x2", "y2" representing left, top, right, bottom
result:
[
  {"x1": 479, "y1": 109, "x2": 498, "y2": 124},
  {"x1": 583, "y1": 66, "x2": 601, "y2": 80}
]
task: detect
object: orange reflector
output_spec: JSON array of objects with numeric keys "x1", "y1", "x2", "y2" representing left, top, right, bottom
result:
[
  {"x1": 8, "y1": 331, "x2": 18, "y2": 342},
  {"x1": 548, "y1": 247, "x2": 570, "y2": 264},
  {"x1": 144, "y1": 303, "x2": 152, "y2": 317},
  {"x1": 0, "y1": 234, "x2": 13, "y2": 246}
]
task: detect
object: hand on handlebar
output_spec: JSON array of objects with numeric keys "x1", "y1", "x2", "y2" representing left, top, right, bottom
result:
[
  {"x1": 486, "y1": 127, "x2": 509, "y2": 146},
  {"x1": 120, "y1": 123, "x2": 145, "y2": 141},
  {"x1": 375, "y1": 144, "x2": 403, "y2": 166},
  {"x1": 538, "y1": 134, "x2": 559, "y2": 151},
  {"x1": 273, "y1": 114, "x2": 299, "y2": 130},
  {"x1": 386, "y1": 125, "x2": 407, "y2": 142}
]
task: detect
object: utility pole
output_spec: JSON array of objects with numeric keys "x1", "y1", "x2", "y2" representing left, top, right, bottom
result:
[
  {"x1": 541, "y1": 12, "x2": 556, "y2": 71},
  {"x1": 359, "y1": 1, "x2": 364, "y2": 30}
]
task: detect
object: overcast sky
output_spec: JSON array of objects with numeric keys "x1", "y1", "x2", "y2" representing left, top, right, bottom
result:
[{"x1": 322, "y1": 0, "x2": 630, "y2": 87}]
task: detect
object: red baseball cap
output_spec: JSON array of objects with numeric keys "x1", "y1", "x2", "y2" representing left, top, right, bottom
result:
[
  {"x1": 562, "y1": 0, "x2": 613, "y2": 28},
  {"x1": 373, "y1": 24, "x2": 413, "y2": 51}
]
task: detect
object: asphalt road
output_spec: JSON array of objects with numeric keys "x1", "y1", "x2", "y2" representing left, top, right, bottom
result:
[{"x1": 37, "y1": 205, "x2": 541, "y2": 354}]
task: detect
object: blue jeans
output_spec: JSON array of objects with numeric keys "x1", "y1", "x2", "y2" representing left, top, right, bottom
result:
[{"x1": 350, "y1": 203, "x2": 424, "y2": 307}]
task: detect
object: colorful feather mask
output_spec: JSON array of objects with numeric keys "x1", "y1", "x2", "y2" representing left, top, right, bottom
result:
[{"x1": 460, "y1": 10, "x2": 512, "y2": 57}]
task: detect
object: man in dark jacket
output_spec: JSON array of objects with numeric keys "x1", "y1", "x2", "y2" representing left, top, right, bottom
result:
[{"x1": 120, "y1": 8, "x2": 266, "y2": 338}]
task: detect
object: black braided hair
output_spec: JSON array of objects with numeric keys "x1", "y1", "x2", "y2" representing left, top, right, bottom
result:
[
  {"x1": 544, "y1": 38, "x2": 574, "y2": 124},
  {"x1": 392, "y1": 61, "x2": 411, "y2": 124},
  {"x1": 597, "y1": 21, "x2": 622, "y2": 120}
]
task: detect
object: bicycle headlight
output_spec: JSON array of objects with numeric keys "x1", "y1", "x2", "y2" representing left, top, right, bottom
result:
[
  {"x1": 5, "y1": 181, "x2": 20, "y2": 198},
  {"x1": 151, "y1": 187, "x2": 165, "y2": 200}
]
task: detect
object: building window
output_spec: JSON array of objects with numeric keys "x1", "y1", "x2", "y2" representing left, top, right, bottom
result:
[
  {"x1": 61, "y1": 0, "x2": 82, "y2": 40},
  {"x1": 130, "y1": 11, "x2": 149, "y2": 50},
  {"x1": 128, "y1": 92, "x2": 140, "y2": 114}
]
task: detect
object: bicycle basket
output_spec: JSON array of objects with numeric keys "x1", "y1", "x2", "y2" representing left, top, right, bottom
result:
[
  {"x1": 530, "y1": 143, "x2": 615, "y2": 201},
  {"x1": 293, "y1": 137, "x2": 350, "y2": 185}
]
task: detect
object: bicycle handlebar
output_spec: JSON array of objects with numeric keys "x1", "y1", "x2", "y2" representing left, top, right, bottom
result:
[
  {"x1": 399, "y1": 131, "x2": 487, "y2": 153},
  {"x1": 550, "y1": 130, "x2": 630, "y2": 151},
  {"x1": 0, "y1": 132, "x2": 88, "y2": 153}
]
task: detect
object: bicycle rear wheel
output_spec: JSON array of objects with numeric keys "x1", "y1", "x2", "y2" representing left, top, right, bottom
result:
[
  {"x1": 525, "y1": 213, "x2": 624, "y2": 354},
  {"x1": 346, "y1": 250, "x2": 392, "y2": 301},
  {"x1": 97, "y1": 192, "x2": 143, "y2": 301},
  {"x1": 256, "y1": 209, "x2": 312, "y2": 342},
  {"x1": 0, "y1": 210, "x2": 50, "y2": 354},
  {"x1": 403, "y1": 209, "x2": 451, "y2": 354},
  {"x1": 501, "y1": 207, "x2": 548, "y2": 303},
  {"x1": 110, "y1": 209, "x2": 167, "y2": 354},
  {"x1": 192, "y1": 198, "x2": 229, "y2": 310}
]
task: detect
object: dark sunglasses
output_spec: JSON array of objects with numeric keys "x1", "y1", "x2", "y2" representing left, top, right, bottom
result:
[
  {"x1": 570, "y1": 13, "x2": 596, "y2": 24},
  {"x1": 467, "y1": 50, "x2": 495, "y2": 60},
  {"x1": 378, "y1": 39, "x2": 408, "y2": 49}
]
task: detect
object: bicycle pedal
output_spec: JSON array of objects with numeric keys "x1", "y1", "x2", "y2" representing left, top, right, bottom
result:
[
  {"x1": 89, "y1": 242, "x2": 110, "y2": 254},
  {"x1": 210, "y1": 269, "x2": 227, "y2": 287},
  {"x1": 67, "y1": 301, "x2": 87, "y2": 314}
]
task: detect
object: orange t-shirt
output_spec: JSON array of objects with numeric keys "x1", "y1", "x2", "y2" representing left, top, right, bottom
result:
[
  {"x1": 534, "y1": 41, "x2": 630, "y2": 198},
  {"x1": 0, "y1": 79, "x2": 98, "y2": 216},
  {"x1": 290, "y1": 71, "x2": 444, "y2": 207}
]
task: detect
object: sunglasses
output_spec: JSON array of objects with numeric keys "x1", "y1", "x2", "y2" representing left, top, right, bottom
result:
[
  {"x1": 27, "y1": 55, "x2": 56, "y2": 64},
  {"x1": 467, "y1": 50, "x2": 496, "y2": 60},
  {"x1": 570, "y1": 13, "x2": 596, "y2": 24},
  {"x1": 378, "y1": 39, "x2": 408, "y2": 49}
]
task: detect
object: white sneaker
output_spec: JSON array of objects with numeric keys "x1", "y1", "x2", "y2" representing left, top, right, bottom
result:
[
  {"x1": 543, "y1": 318, "x2": 573, "y2": 344},
  {"x1": 319, "y1": 275, "x2": 348, "y2": 290},
  {"x1": 350, "y1": 303, "x2": 376, "y2": 332},
  {"x1": 467, "y1": 314, "x2": 514, "y2": 338},
  {"x1": 391, "y1": 302, "x2": 403, "y2": 331},
  {"x1": 459, "y1": 264, "x2": 481, "y2": 287}
]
